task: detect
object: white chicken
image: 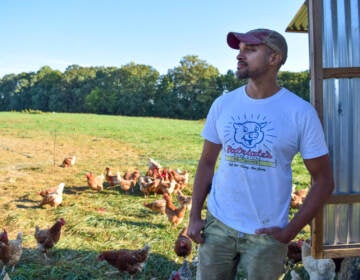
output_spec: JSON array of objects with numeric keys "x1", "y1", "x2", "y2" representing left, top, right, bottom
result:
[
  {"x1": 301, "y1": 239, "x2": 336, "y2": 280},
  {"x1": 38, "y1": 182, "x2": 65, "y2": 208}
]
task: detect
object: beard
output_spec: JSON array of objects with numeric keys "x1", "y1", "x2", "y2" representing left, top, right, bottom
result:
[
  {"x1": 236, "y1": 64, "x2": 269, "y2": 80},
  {"x1": 236, "y1": 68, "x2": 249, "y2": 79}
]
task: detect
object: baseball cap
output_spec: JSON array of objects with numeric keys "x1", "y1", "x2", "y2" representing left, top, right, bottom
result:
[{"x1": 227, "y1": 28, "x2": 288, "y2": 64}]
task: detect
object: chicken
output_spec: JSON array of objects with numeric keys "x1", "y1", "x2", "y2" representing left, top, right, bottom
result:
[
  {"x1": 60, "y1": 155, "x2": 76, "y2": 167},
  {"x1": 0, "y1": 229, "x2": 9, "y2": 277},
  {"x1": 169, "y1": 260, "x2": 192, "y2": 280},
  {"x1": 175, "y1": 190, "x2": 192, "y2": 211},
  {"x1": 163, "y1": 193, "x2": 177, "y2": 211},
  {"x1": 170, "y1": 169, "x2": 189, "y2": 185},
  {"x1": 138, "y1": 176, "x2": 161, "y2": 196},
  {"x1": 123, "y1": 169, "x2": 140, "y2": 181},
  {"x1": 105, "y1": 167, "x2": 121, "y2": 186},
  {"x1": 158, "y1": 176, "x2": 176, "y2": 195},
  {"x1": 38, "y1": 182, "x2": 65, "y2": 208},
  {"x1": 0, "y1": 229, "x2": 23, "y2": 276},
  {"x1": 34, "y1": 218, "x2": 66, "y2": 260},
  {"x1": 164, "y1": 194, "x2": 187, "y2": 227},
  {"x1": 118, "y1": 176, "x2": 136, "y2": 193},
  {"x1": 146, "y1": 158, "x2": 164, "y2": 179},
  {"x1": 290, "y1": 188, "x2": 308, "y2": 209},
  {"x1": 301, "y1": 239, "x2": 336, "y2": 280},
  {"x1": 290, "y1": 270, "x2": 302, "y2": 280},
  {"x1": 86, "y1": 172, "x2": 104, "y2": 191},
  {"x1": 143, "y1": 199, "x2": 166, "y2": 215},
  {"x1": 174, "y1": 227, "x2": 192, "y2": 260},
  {"x1": 98, "y1": 244, "x2": 150, "y2": 279},
  {"x1": 287, "y1": 239, "x2": 304, "y2": 264},
  {"x1": 148, "y1": 158, "x2": 162, "y2": 170},
  {"x1": 337, "y1": 257, "x2": 360, "y2": 280}
]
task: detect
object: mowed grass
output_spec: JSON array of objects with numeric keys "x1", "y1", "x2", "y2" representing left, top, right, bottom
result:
[{"x1": 0, "y1": 112, "x2": 311, "y2": 279}]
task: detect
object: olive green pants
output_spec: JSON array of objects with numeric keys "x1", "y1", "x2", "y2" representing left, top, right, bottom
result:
[{"x1": 196, "y1": 212, "x2": 287, "y2": 280}]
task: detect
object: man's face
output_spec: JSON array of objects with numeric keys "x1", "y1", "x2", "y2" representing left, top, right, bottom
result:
[{"x1": 236, "y1": 42, "x2": 273, "y2": 79}]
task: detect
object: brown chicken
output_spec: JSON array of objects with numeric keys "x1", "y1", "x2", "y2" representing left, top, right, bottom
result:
[
  {"x1": 290, "y1": 188, "x2": 308, "y2": 209},
  {"x1": 174, "y1": 227, "x2": 192, "y2": 260},
  {"x1": 158, "y1": 176, "x2": 176, "y2": 195},
  {"x1": 175, "y1": 190, "x2": 192, "y2": 211},
  {"x1": 98, "y1": 244, "x2": 150, "y2": 279},
  {"x1": 143, "y1": 199, "x2": 166, "y2": 215},
  {"x1": 138, "y1": 176, "x2": 161, "y2": 196},
  {"x1": 123, "y1": 169, "x2": 140, "y2": 181},
  {"x1": 34, "y1": 218, "x2": 65, "y2": 260},
  {"x1": 38, "y1": 182, "x2": 65, "y2": 208},
  {"x1": 287, "y1": 239, "x2": 304, "y2": 264},
  {"x1": 105, "y1": 167, "x2": 121, "y2": 186},
  {"x1": 0, "y1": 229, "x2": 23, "y2": 276},
  {"x1": 86, "y1": 172, "x2": 104, "y2": 191},
  {"x1": 163, "y1": 193, "x2": 177, "y2": 211},
  {"x1": 164, "y1": 195, "x2": 187, "y2": 227},
  {"x1": 146, "y1": 158, "x2": 166, "y2": 179},
  {"x1": 170, "y1": 169, "x2": 189, "y2": 185},
  {"x1": 60, "y1": 155, "x2": 76, "y2": 167},
  {"x1": 118, "y1": 176, "x2": 136, "y2": 193}
]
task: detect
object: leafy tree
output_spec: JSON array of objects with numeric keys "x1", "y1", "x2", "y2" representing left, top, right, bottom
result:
[
  {"x1": 113, "y1": 63, "x2": 160, "y2": 116},
  {"x1": 0, "y1": 74, "x2": 17, "y2": 110},
  {"x1": 0, "y1": 61, "x2": 310, "y2": 119},
  {"x1": 278, "y1": 71, "x2": 309, "y2": 101},
  {"x1": 59, "y1": 65, "x2": 97, "y2": 112},
  {"x1": 167, "y1": 55, "x2": 220, "y2": 119},
  {"x1": 152, "y1": 73, "x2": 175, "y2": 118},
  {"x1": 29, "y1": 66, "x2": 62, "y2": 111}
]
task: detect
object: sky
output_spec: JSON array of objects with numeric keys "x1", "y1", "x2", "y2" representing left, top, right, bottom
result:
[{"x1": 0, "y1": 0, "x2": 308, "y2": 78}]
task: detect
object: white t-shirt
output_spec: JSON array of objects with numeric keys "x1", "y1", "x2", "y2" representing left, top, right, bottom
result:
[{"x1": 202, "y1": 86, "x2": 328, "y2": 234}]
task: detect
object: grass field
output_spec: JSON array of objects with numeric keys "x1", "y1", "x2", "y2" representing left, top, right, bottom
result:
[{"x1": 0, "y1": 111, "x2": 311, "y2": 279}]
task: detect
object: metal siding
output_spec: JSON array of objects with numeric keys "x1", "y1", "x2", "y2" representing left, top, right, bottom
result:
[{"x1": 322, "y1": 0, "x2": 360, "y2": 245}]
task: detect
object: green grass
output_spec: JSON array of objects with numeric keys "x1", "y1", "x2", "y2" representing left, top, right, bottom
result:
[{"x1": 0, "y1": 112, "x2": 310, "y2": 279}]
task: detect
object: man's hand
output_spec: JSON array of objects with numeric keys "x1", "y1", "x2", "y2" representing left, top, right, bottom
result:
[
  {"x1": 255, "y1": 226, "x2": 291, "y2": 244},
  {"x1": 187, "y1": 218, "x2": 206, "y2": 244}
]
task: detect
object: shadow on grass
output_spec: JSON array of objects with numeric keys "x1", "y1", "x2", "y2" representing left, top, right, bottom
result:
[
  {"x1": 84, "y1": 216, "x2": 168, "y2": 230},
  {"x1": 63, "y1": 185, "x2": 89, "y2": 194},
  {"x1": 9, "y1": 246, "x2": 193, "y2": 280},
  {"x1": 15, "y1": 195, "x2": 40, "y2": 209}
]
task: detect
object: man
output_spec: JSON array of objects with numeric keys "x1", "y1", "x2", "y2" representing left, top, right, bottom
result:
[{"x1": 187, "y1": 28, "x2": 334, "y2": 280}]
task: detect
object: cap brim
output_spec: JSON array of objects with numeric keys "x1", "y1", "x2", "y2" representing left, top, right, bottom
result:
[{"x1": 227, "y1": 32, "x2": 264, "y2": 49}]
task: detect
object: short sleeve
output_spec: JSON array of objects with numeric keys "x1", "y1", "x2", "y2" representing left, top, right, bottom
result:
[
  {"x1": 201, "y1": 98, "x2": 222, "y2": 144},
  {"x1": 299, "y1": 106, "x2": 329, "y2": 159}
]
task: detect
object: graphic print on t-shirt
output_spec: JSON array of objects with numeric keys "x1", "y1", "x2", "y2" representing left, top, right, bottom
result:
[{"x1": 224, "y1": 114, "x2": 277, "y2": 169}]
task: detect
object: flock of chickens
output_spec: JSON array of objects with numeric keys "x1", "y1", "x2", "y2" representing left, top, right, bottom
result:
[
  {"x1": 2, "y1": 154, "x2": 348, "y2": 279},
  {"x1": 0, "y1": 157, "x2": 194, "y2": 280}
]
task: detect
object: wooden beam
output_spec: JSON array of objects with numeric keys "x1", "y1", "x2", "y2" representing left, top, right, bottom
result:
[
  {"x1": 326, "y1": 193, "x2": 360, "y2": 204},
  {"x1": 308, "y1": 0, "x2": 324, "y2": 259},
  {"x1": 323, "y1": 67, "x2": 360, "y2": 79},
  {"x1": 312, "y1": 210, "x2": 324, "y2": 258},
  {"x1": 322, "y1": 247, "x2": 360, "y2": 259},
  {"x1": 308, "y1": 0, "x2": 324, "y2": 122}
]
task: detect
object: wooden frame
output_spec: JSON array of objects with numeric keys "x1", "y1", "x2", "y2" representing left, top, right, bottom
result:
[
  {"x1": 308, "y1": 0, "x2": 325, "y2": 259},
  {"x1": 308, "y1": 0, "x2": 360, "y2": 259}
]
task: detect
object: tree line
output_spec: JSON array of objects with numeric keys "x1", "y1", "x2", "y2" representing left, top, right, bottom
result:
[{"x1": 0, "y1": 55, "x2": 309, "y2": 120}]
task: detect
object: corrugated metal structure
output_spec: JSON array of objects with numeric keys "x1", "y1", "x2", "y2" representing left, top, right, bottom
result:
[
  {"x1": 287, "y1": 0, "x2": 360, "y2": 258},
  {"x1": 322, "y1": 0, "x2": 360, "y2": 251}
]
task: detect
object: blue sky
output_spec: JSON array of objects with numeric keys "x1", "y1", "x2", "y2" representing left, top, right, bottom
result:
[{"x1": 0, "y1": 0, "x2": 308, "y2": 78}]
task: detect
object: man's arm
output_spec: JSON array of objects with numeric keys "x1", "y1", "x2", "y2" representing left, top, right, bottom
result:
[
  {"x1": 187, "y1": 140, "x2": 222, "y2": 244},
  {"x1": 256, "y1": 154, "x2": 334, "y2": 243}
]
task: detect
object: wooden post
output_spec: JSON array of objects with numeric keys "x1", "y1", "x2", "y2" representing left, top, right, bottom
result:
[{"x1": 308, "y1": 0, "x2": 324, "y2": 259}]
